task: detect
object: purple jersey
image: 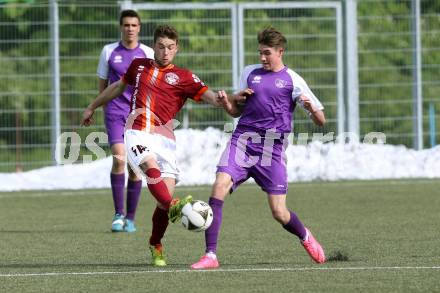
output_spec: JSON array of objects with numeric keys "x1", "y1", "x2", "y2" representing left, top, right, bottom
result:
[
  {"x1": 236, "y1": 64, "x2": 323, "y2": 134},
  {"x1": 216, "y1": 64, "x2": 324, "y2": 194},
  {"x1": 97, "y1": 42, "x2": 154, "y2": 115}
]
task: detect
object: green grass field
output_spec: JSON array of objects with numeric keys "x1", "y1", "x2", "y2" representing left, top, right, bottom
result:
[{"x1": 1, "y1": 180, "x2": 440, "y2": 292}]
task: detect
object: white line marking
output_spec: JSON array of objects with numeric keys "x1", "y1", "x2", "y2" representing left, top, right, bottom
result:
[{"x1": 1, "y1": 266, "x2": 440, "y2": 278}]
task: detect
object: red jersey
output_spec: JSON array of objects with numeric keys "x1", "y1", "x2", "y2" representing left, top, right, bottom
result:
[{"x1": 122, "y1": 58, "x2": 208, "y2": 134}]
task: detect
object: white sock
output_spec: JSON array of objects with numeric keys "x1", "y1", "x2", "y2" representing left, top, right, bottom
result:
[
  {"x1": 206, "y1": 252, "x2": 217, "y2": 259},
  {"x1": 302, "y1": 229, "x2": 309, "y2": 242}
]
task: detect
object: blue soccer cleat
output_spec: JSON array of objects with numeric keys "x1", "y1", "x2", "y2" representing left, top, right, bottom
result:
[
  {"x1": 111, "y1": 213, "x2": 125, "y2": 232},
  {"x1": 124, "y1": 219, "x2": 136, "y2": 233}
]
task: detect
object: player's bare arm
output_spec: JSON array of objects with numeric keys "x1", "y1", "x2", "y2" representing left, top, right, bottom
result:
[
  {"x1": 200, "y1": 89, "x2": 223, "y2": 107},
  {"x1": 98, "y1": 78, "x2": 108, "y2": 94},
  {"x1": 218, "y1": 88, "x2": 253, "y2": 118},
  {"x1": 81, "y1": 79, "x2": 127, "y2": 126},
  {"x1": 298, "y1": 94, "x2": 326, "y2": 126}
]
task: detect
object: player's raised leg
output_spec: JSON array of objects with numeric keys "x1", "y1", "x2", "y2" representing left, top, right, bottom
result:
[
  {"x1": 191, "y1": 172, "x2": 232, "y2": 270},
  {"x1": 268, "y1": 194, "x2": 325, "y2": 264}
]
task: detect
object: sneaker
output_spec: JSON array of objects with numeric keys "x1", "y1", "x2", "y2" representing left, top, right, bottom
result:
[
  {"x1": 124, "y1": 219, "x2": 136, "y2": 233},
  {"x1": 191, "y1": 254, "x2": 220, "y2": 270},
  {"x1": 301, "y1": 228, "x2": 326, "y2": 264},
  {"x1": 149, "y1": 244, "x2": 166, "y2": 266},
  {"x1": 168, "y1": 195, "x2": 193, "y2": 223},
  {"x1": 111, "y1": 214, "x2": 125, "y2": 232}
]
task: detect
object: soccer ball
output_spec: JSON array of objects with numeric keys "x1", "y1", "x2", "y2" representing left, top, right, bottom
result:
[{"x1": 181, "y1": 200, "x2": 213, "y2": 232}]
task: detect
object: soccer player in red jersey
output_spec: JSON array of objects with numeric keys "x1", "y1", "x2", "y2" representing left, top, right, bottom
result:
[{"x1": 81, "y1": 25, "x2": 225, "y2": 266}]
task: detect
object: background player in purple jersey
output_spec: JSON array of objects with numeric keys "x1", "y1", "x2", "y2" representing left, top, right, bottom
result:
[
  {"x1": 191, "y1": 27, "x2": 327, "y2": 269},
  {"x1": 97, "y1": 10, "x2": 154, "y2": 233}
]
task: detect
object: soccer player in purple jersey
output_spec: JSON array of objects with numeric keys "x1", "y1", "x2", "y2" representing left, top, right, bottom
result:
[
  {"x1": 97, "y1": 10, "x2": 154, "y2": 233},
  {"x1": 191, "y1": 27, "x2": 327, "y2": 269}
]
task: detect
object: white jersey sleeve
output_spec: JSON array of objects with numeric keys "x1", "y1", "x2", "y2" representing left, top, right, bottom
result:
[
  {"x1": 236, "y1": 64, "x2": 262, "y2": 93},
  {"x1": 287, "y1": 68, "x2": 324, "y2": 114},
  {"x1": 139, "y1": 44, "x2": 154, "y2": 59},
  {"x1": 96, "y1": 42, "x2": 119, "y2": 80}
]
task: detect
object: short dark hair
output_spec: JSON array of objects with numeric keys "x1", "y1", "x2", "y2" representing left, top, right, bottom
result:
[
  {"x1": 154, "y1": 25, "x2": 179, "y2": 44},
  {"x1": 257, "y1": 26, "x2": 287, "y2": 49},
  {"x1": 119, "y1": 10, "x2": 141, "y2": 25}
]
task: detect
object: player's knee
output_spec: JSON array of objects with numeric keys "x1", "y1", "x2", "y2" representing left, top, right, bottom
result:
[
  {"x1": 212, "y1": 181, "x2": 230, "y2": 199},
  {"x1": 271, "y1": 208, "x2": 286, "y2": 223},
  {"x1": 112, "y1": 156, "x2": 126, "y2": 172}
]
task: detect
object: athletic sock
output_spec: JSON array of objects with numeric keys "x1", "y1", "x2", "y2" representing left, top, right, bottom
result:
[
  {"x1": 126, "y1": 179, "x2": 142, "y2": 220},
  {"x1": 206, "y1": 251, "x2": 217, "y2": 259},
  {"x1": 110, "y1": 173, "x2": 125, "y2": 215},
  {"x1": 149, "y1": 207, "x2": 169, "y2": 245},
  {"x1": 205, "y1": 197, "x2": 224, "y2": 254},
  {"x1": 282, "y1": 210, "x2": 307, "y2": 240},
  {"x1": 145, "y1": 168, "x2": 173, "y2": 209}
]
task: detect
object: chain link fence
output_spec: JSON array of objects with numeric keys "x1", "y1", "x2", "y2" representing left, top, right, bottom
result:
[{"x1": 0, "y1": 0, "x2": 438, "y2": 172}]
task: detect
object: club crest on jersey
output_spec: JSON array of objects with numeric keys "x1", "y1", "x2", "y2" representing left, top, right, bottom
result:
[
  {"x1": 252, "y1": 75, "x2": 262, "y2": 84},
  {"x1": 275, "y1": 79, "x2": 287, "y2": 88},
  {"x1": 165, "y1": 72, "x2": 179, "y2": 85}
]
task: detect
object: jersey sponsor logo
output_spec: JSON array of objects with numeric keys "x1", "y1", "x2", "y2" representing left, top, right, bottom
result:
[
  {"x1": 131, "y1": 72, "x2": 142, "y2": 112},
  {"x1": 114, "y1": 55, "x2": 122, "y2": 63},
  {"x1": 251, "y1": 75, "x2": 262, "y2": 84},
  {"x1": 165, "y1": 72, "x2": 179, "y2": 85},
  {"x1": 275, "y1": 79, "x2": 287, "y2": 88}
]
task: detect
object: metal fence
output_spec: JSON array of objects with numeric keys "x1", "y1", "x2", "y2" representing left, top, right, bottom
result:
[
  {"x1": 357, "y1": 0, "x2": 439, "y2": 149},
  {"x1": 0, "y1": 0, "x2": 438, "y2": 172}
]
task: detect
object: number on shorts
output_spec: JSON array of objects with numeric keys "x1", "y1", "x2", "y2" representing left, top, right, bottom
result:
[{"x1": 131, "y1": 144, "x2": 148, "y2": 156}]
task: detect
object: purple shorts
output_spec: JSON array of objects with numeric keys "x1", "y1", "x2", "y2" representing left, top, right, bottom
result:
[
  {"x1": 104, "y1": 112, "x2": 127, "y2": 146},
  {"x1": 217, "y1": 131, "x2": 288, "y2": 195}
]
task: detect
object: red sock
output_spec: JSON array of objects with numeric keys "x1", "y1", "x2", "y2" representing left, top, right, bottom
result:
[
  {"x1": 149, "y1": 207, "x2": 169, "y2": 245},
  {"x1": 145, "y1": 168, "x2": 173, "y2": 208}
]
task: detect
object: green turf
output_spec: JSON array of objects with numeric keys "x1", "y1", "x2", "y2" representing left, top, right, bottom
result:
[{"x1": 1, "y1": 180, "x2": 440, "y2": 292}]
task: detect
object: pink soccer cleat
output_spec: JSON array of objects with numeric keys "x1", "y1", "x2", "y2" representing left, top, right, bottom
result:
[
  {"x1": 190, "y1": 254, "x2": 220, "y2": 270},
  {"x1": 301, "y1": 228, "x2": 326, "y2": 264}
]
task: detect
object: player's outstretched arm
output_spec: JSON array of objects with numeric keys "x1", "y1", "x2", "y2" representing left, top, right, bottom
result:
[
  {"x1": 200, "y1": 89, "x2": 240, "y2": 117},
  {"x1": 81, "y1": 79, "x2": 127, "y2": 126},
  {"x1": 200, "y1": 89, "x2": 223, "y2": 107},
  {"x1": 223, "y1": 88, "x2": 253, "y2": 118},
  {"x1": 200, "y1": 88, "x2": 252, "y2": 118},
  {"x1": 211, "y1": 88, "x2": 252, "y2": 118},
  {"x1": 298, "y1": 94, "x2": 326, "y2": 126}
]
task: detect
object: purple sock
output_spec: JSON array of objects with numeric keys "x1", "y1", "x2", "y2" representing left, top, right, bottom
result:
[
  {"x1": 205, "y1": 197, "x2": 224, "y2": 254},
  {"x1": 282, "y1": 210, "x2": 307, "y2": 240},
  {"x1": 110, "y1": 173, "x2": 125, "y2": 215},
  {"x1": 126, "y1": 180, "x2": 142, "y2": 220}
]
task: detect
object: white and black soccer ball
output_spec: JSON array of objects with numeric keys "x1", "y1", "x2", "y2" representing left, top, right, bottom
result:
[{"x1": 181, "y1": 200, "x2": 213, "y2": 232}]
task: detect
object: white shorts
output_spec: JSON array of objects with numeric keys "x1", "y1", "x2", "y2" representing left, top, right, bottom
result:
[{"x1": 124, "y1": 129, "x2": 180, "y2": 181}]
